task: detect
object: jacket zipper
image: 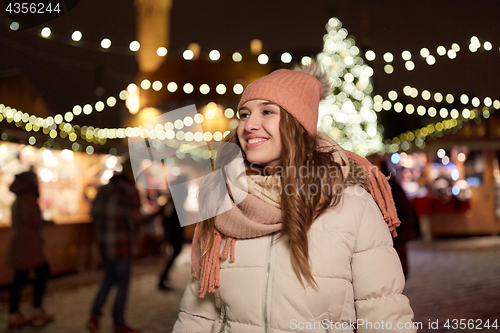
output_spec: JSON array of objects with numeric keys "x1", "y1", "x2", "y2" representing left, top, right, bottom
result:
[
  {"x1": 219, "y1": 305, "x2": 227, "y2": 333},
  {"x1": 263, "y1": 234, "x2": 274, "y2": 333}
]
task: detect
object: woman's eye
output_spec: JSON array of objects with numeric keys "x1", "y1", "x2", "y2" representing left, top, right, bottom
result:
[
  {"x1": 239, "y1": 113, "x2": 249, "y2": 119},
  {"x1": 263, "y1": 110, "x2": 275, "y2": 115}
]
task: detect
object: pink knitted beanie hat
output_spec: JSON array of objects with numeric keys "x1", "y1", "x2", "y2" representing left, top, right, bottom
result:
[{"x1": 237, "y1": 62, "x2": 330, "y2": 134}]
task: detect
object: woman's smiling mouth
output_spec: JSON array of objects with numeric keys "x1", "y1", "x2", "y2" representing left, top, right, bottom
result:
[{"x1": 247, "y1": 137, "x2": 268, "y2": 148}]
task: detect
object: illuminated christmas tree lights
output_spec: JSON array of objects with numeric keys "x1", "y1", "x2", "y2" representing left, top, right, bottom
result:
[{"x1": 316, "y1": 17, "x2": 383, "y2": 156}]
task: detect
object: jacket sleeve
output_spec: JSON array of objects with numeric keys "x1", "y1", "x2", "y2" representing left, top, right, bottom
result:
[
  {"x1": 172, "y1": 249, "x2": 221, "y2": 333},
  {"x1": 352, "y1": 194, "x2": 417, "y2": 333}
]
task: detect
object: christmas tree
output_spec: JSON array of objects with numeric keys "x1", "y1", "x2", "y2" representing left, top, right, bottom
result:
[{"x1": 315, "y1": 17, "x2": 383, "y2": 157}]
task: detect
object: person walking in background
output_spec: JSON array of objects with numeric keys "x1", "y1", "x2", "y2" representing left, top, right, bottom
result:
[
  {"x1": 157, "y1": 179, "x2": 187, "y2": 290},
  {"x1": 6, "y1": 170, "x2": 54, "y2": 330},
  {"x1": 87, "y1": 160, "x2": 143, "y2": 333},
  {"x1": 380, "y1": 160, "x2": 418, "y2": 279}
]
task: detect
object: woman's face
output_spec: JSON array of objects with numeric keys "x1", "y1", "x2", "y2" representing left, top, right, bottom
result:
[{"x1": 237, "y1": 100, "x2": 282, "y2": 168}]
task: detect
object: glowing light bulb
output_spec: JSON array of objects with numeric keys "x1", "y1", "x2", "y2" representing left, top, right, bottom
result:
[
  {"x1": 152, "y1": 81, "x2": 162, "y2": 91},
  {"x1": 401, "y1": 50, "x2": 412, "y2": 60},
  {"x1": 232, "y1": 52, "x2": 242, "y2": 62},
  {"x1": 209, "y1": 50, "x2": 220, "y2": 61},
  {"x1": 301, "y1": 56, "x2": 312, "y2": 65},
  {"x1": 127, "y1": 83, "x2": 137, "y2": 94},
  {"x1": 460, "y1": 94, "x2": 469, "y2": 104},
  {"x1": 141, "y1": 79, "x2": 151, "y2": 90},
  {"x1": 258, "y1": 54, "x2": 269, "y2": 64},
  {"x1": 365, "y1": 50, "x2": 376, "y2": 61},
  {"x1": 41, "y1": 27, "x2": 51, "y2": 38},
  {"x1": 10, "y1": 22, "x2": 19, "y2": 31},
  {"x1": 405, "y1": 61, "x2": 415, "y2": 71},
  {"x1": 216, "y1": 84, "x2": 226, "y2": 95},
  {"x1": 281, "y1": 52, "x2": 292, "y2": 63},
  {"x1": 183, "y1": 83, "x2": 194, "y2": 94},
  {"x1": 101, "y1": 38, "x2": 111, "y2": 49},
  {"x1": 420, "y1": 48, "x2": 430, "y2": 58},
  {"x1": 434, "y1": 92, "x2": 443, "y2": 103},
  {"x1": 199, "y1": 84, "x2": 210, "y2": 94},
  {"x1": 73, "y1": 105, "x2": 82, "y2": 115},
  {"x1": 233, "y1": 84, "x2": 244, "y2": 94},
  {"x1": 183, "y1": 50, "x2": 194, "y2": 60},
  {"x1": 157, "y1": 47, "x2": 167, "y2": 56},
  {"x1": 383, "y1": 52, "x2": 394, "y2": 62},
  {"x1": 388, "y1": 91, "x2": 398, "y2": 101},
  {"x1": 129, "y1": 41, "x2": 140, "y2": 52},
  {"x1": 167, "y1": 82, "x2": 178, "y2": 92}
]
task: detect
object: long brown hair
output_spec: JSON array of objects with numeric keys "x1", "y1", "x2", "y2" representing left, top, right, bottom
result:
[
  {"x1": 197, "y1": 107, "x2": 345, "y2": 288},
  {"x1": 276, "y1": 108, "x2": 344, "y2": 287}
]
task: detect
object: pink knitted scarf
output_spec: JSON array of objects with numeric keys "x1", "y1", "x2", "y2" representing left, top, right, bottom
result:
[{"x1": 345, "y1": 151, "x2": 401, "y2": 236}]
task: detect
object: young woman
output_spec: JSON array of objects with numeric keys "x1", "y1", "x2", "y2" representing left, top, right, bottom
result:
[{"x1": 173, "y1": 62, "x2": 416, "y2": 333}]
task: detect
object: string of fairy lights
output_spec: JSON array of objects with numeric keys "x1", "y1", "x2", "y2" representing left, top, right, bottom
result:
[
  {"x1": 2, "y1": 96, "x2": 490, "y2": 156},
  {"x1": 2, "y1": 77, "x2": 500, "y2": 155},
  {"x1": 4, "y1": 74, "x2": 500, "y2": 132},
  {"x1": 10, "y1": 20, "x2": 499, "y2": 70},
  {"x1": 0, "y1": 77, "x2": 246, "y2": 139},
  {"x1": 384, "y1": 104, "x2": 495, "y2": 154},
  {"x1": 373, "y1": 92, "x2": 499, "y2": 119},
  {"x1": 4, "y1": 18, "x2": 500, "y2": 155},
  {"x1": 364, "y1": 36, "x2": 497, "y2": 74},
  {"x1": 379, "y1": 86, "x2": 500, "y2": 111},
  {"x1": 9, "y1": 21, "x2": 299, "y2": 66},
  {"x1": 7, "y1": 15, "x2": 499, "y2": 99},
  {"x1": 0, "y1": 102, "x2": 235, "y2": 155},
  {"x1": 386, "y1": 118, "x2": 462, "y2": 153},
  {"x1": 3, "y1": 67, "x2": 500, "y2": 153}
]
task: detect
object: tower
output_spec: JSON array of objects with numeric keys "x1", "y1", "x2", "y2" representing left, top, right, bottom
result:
[{"x1": 134, "y1": 0, "x2": 172, "y2": 73}]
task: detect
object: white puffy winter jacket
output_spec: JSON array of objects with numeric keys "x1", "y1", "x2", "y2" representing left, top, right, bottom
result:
[{"x1": 173, "y1": 186, "x2": 416, "y2": 333}]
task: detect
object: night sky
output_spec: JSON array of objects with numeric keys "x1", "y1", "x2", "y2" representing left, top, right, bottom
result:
[{"x1": 1, "y1": 0, "x2": 500, "y2": 140}]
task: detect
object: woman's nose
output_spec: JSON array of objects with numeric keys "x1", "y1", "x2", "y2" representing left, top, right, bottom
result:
[{"x1": 244, "y1": 114, "x2": 261, "y2": 132}]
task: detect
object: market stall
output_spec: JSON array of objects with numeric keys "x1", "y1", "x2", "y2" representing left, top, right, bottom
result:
[
  {"x1": 0, "y1": 141, "x2": 118, "y2": 285},
  {"x1": 389, "y1": 148, "x2": 500, "y2": 239}
]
